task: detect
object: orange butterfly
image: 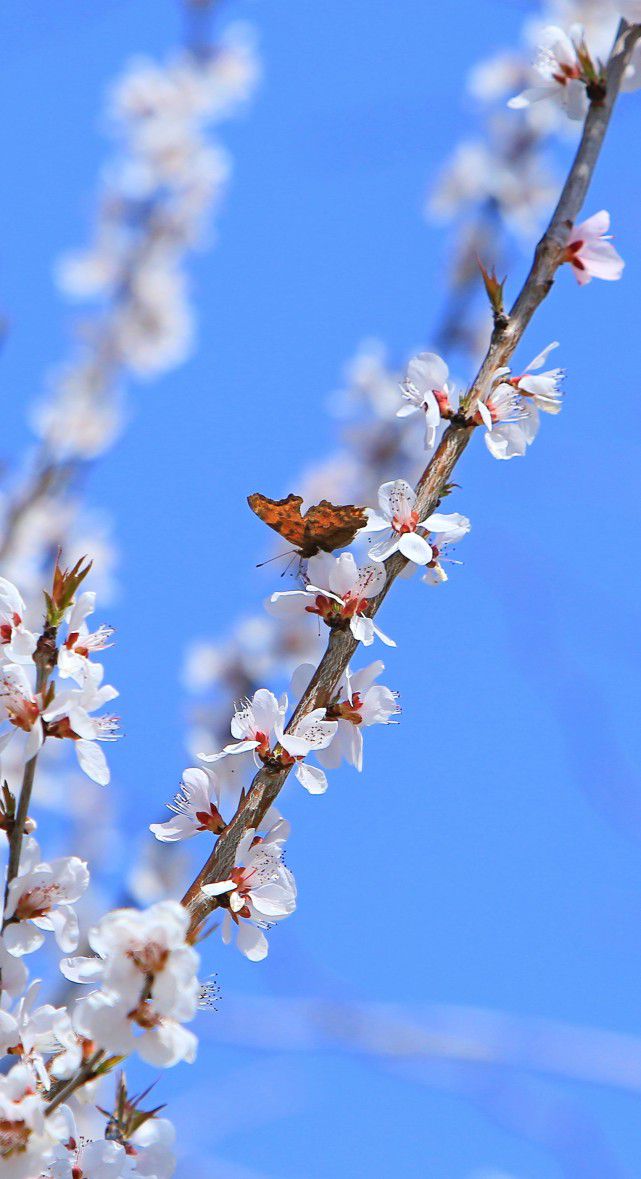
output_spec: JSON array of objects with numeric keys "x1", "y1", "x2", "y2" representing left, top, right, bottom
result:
[{"x1": 247, "y1": 493, "x2": 367, "y2": 559}]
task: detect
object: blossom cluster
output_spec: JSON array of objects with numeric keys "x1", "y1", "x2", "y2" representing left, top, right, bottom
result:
[
  {"x1": 37, "y1": 25, "x2": 260, "y2": 464},
  {"x1": 428, "y1": 0, "x2": 635, "y2": 357}
]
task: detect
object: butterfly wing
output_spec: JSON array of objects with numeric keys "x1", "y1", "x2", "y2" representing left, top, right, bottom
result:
[
  {"x1": 247, "y1": 493, "x2": 307, "y2": 550},
  {"x1": 304, "y1": 500, "x2": 368, "y2": 554}
]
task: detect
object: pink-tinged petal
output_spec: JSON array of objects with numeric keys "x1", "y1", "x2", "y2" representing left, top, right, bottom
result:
[
  {"x1": 295, "y1": 762, "x2": 329, "y2": 794},
  {"x1": 573, "y1": 209, "x2": 610, "y2": 241},
  {"x1": 398, "y1": 532, "x2": 433, "y2": 565},
  {"x1": 579, "y1": 240, "x2": 624, "y2": 281},
  {"x1": 572, "y1": 263, "x2": 592, "y2": 286}
]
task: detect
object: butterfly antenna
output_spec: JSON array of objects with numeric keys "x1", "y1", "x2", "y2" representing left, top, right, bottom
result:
[
  {"x1": 280, "y1": 553, "x2": 299, "y2": 578},
  {"x1": 255, "y1": 550, "x2": 294, "y2": 569}
]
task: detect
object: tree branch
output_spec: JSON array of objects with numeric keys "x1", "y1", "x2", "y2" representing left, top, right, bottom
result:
[{"x1": 181, "y1": 19, "x2": 641, "y2": 931}]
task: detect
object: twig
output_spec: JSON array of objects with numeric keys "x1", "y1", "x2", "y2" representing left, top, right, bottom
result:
[
  {"x1": 2, "y1": 640, "x2": 56, "y2": 909},
  {"x1": 44, "y1": 1049, "x2": 104, "y2": 1116},
  {"x1": 181, "y1": 20, "x2": 641, "y2": 930}
]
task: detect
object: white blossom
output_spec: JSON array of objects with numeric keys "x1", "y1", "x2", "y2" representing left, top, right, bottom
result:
[
  {"x1": 0, "y1": 1063, "x2": 67, "y2": 1177},
  {"x1": 202, "y1": 815, "x2": 296, "y2": 961},
  {"x1": 508, "y1": 25, "x2": 588, "y2": 121},
  {"x1": 0, "y1": 981, "x2": 81, "y2": 1089},
  {"x1": 397, "y1": 352, "x2": 453, "y2": 448},
  {"x1": 43, "y1": 666, "x2": 120, "y2": 786},
  {"x1": 365, "y1": 480, "x2": 468, "y2": 568},
  {"x1": 61, "y1": 900, "x2": 199, "y2": 1067},
  {"x1": 57, "y1": 591, "x2": 113, "y2": 685},
  {"x1": 0, "y1": 580, "x2": 37, "y2": 666},
  {"x1": 293, "y1": 661, "x2": 400, "y2": 772},
  {"x1": 564, "y1": 209, "x2": 625, "y2": 284},
  {"x1": 4, "y1": 838, "x2": 89, "y2": 957},
  {"x1": 150, "y1": 766, "x2": 225, "y2": 842},
  {"x1": 274, "y1": 710, "x2": 338, "y2": 795},
  {"x1": 268, "y1": 551, "x2": 394, "y2": 648},
  {"x1": 199, "y1": 687, "x2": 286, "y2": 767}
]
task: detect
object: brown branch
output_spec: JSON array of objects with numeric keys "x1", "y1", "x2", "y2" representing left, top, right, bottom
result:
[
  {"x1": 2, "y1": 637, "x2": 57, "y2": 909},
  {"x1": 181, "y1": 19, "x2": 640, "y2": 931},
  {"x1": 44, "y1": 1049, "x2": 104, "y2": 1116}
]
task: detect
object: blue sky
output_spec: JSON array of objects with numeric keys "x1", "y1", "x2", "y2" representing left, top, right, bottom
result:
[{"x1": 3, "y1": 1, "x2": 641, "y2": 1175}]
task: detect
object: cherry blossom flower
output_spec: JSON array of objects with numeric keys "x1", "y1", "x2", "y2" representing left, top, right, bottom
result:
[
  {"x1": 564, "y1": 210, "x2": 624, "y2": 284},
  {"x1": 291, "y1": 661, "x2": 400, "y2": 772},
  {"x1": 150, "y1": 765, "x2": 226, "y2": 842},
  {"x1": 397, "y1": 352, "x2": 453, "y2": 448},
  {"x1": 202, "y1": 815, "x2": 296, "y2": 961},
  {"x1": 508, "y1": 26, "x2": 588, "y2": 121},
  {"x1": 47, "y1": 1110, "x2": 176, "y2": 1179},
  {"x1": 475, "y1": 342, "x2": 565, "y2": 459},
  {"x1": 510, "y1": 341, "x2": 564, "y2": 415},
  {"x1": 268, "y1": 552, "x2": 394, "y2": 648},
  {"x1": 274, "y1": 709, "x2": 338, "y2": 794},
  {"x1": 43, "y1": 667, "x2": 120, "y2": 786},
  {"x1": 126, "y1": 1116, "x2": 176, "y2": 1179},
  {"x1": 4, "y1": 838, "x2": 89, "y2": 957},
  {"x1": 421, "y1": 513, "x2": 471, "y2": 584},
  {"x1": 48, "y1": 1136, "x2": 137, "y2": 1179},
  {"x1": 199, "y1": 688, "x2": 286, "y2": 773},
  {"x1": 0, "y1": 664, "x2": 46, "y2": 760},
  {"x1": 475, "y1": 373, "x2": 534, "y2": 460},
  {"x1": 0, "y1": 981, "x2": 81, "y2": 1089},
  {"x1": 0, "y1": 1062, "x2": 66, "y2": 1177},
  {"x1": 0, "y1": 580, "x2": 37, "y2": 666},
  {"x1": 365, "y1": 480, "x2": 468, "y2": 567},
  {"x1": 61, "y1": 900, "x2": 200, "y2": 1067},
  {"x1": 57, "y1": 591, "x2": 114, "y2": 684}
]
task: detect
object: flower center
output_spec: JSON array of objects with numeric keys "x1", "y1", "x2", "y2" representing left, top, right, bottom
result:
[
  {"x1": 392, "y1": 509, "x2": 419, "y2": 535},
  {"x1": 15, "y1": 882, "x2": 61, "y2": 920},
  {"x1": 128, "y1": 941, "x2": 169, "y2": 975}
]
